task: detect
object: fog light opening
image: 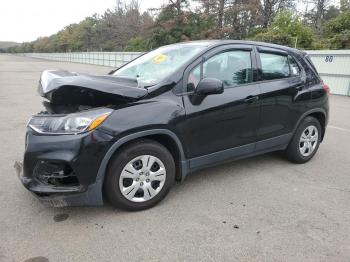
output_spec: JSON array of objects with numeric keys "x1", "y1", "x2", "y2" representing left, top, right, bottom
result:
[{"x1": 34, "y1": 161, "x2": 80, "y2": 187}]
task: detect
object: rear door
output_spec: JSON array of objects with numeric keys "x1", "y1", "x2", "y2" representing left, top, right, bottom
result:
[
  {"x1": 256, "y1": 47, "x2": 306, "y2": 150},
  {"x1": 181, "y1": 44, "x2": 261, "y2": 167}
]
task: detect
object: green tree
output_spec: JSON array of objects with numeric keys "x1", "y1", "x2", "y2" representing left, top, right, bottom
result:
[
  {"x1": 324, "y1": 11, "x2": 350, "y2": 48},
  {"x1": 70, "y1": 16, "x2": 98, "y2": 51},
  {"x1": 124, "y1": 36, "x2": 149, "y2": 51},
  {"x1": 149, "y1": 0, "x2": 215, "y2": 47},
  {"x1": 340, "y1": 0, "x2": 350, "y2": 11},
  {"x1": 252, "y1": 11, "x2": 314, "y2": 48}
]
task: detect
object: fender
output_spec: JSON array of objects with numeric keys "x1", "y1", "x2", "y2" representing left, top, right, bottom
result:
[
  {"x1": 292, "y1": 108, "x2": 327, "y2": 140},
  {"x1": 94, "y1": 129, "x2": 189, "y2": 199}
]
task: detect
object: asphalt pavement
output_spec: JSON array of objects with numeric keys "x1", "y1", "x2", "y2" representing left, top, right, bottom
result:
[{"x1": 0, "y1": 54, "x2": 350, "y2": 262}]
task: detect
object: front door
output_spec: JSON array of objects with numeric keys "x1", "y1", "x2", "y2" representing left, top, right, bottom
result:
[{"x1": 181, "y1": 45, "x2": 260, "y2": 168}]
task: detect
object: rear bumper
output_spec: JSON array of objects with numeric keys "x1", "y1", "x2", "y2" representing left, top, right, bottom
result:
[{"x1": 16, "y1": 128, "x2": 115, "y2": 207}]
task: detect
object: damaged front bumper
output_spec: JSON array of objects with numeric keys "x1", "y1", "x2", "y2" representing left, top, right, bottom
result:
[{"x1": 15, "y1": 129, "x2": 115, "y2": 207}]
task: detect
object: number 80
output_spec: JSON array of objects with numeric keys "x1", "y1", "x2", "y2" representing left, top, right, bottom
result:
[{"x1": 325, "y1": 56, "x2": 334, "y2": 62}]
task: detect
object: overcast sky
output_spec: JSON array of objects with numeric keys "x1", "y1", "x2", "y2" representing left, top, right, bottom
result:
[{"x1": 0, "y1": 0, "x2": 166, "y2": 43}]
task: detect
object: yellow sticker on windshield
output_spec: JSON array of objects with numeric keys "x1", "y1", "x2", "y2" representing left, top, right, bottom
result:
[{"x1": 152, "y1": 54, "x2": 168, "y2": 64}]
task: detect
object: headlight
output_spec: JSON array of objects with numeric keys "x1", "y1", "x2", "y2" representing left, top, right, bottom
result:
[{"x1": 28, "y1": 108, "x2": 113, "y2": 134}]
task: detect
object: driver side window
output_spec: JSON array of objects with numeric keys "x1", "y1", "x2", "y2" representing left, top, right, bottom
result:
[{"x1": 188, "y1": 50, "x2": 252, "y2": 91}]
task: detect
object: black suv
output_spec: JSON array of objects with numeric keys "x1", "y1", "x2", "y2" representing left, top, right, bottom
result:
[{"x1": 16, "y1": 40, "x2": 329, "y2": 210}]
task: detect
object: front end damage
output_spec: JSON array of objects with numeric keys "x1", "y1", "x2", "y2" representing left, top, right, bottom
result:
[
  {"x1": 15, "y1": 129, "x2": 115, "y2": 207},
  {"x1": 38, "y1": 69, "x2": 147, "y2": 114},
  {"x1": 16, "y1": 70, "x2": 148, "y2": 206}
]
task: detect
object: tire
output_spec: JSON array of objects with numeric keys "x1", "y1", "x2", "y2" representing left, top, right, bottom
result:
[
  {"x1": 285, "y1": 116, "x2": 322, "y2": 164},
  {"x1": 104, "y1": 139, "x2": 175, "y2": 211}
]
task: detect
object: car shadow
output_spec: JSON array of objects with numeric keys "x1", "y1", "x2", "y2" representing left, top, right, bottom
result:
[
  {"x1": 179, "y1": 151, "x2": 287, "y2": 185},
  {"x1": 40, "y1": 151, "x2": 288, "y2": 219}
]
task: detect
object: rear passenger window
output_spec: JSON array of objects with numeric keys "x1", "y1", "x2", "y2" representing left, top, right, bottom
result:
[{"x1": 260, "y1": 53, "x2": 290, "y2": 80}]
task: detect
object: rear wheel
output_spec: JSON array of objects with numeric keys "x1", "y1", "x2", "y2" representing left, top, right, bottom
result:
[
  {"x1": 285, "y1": 116, "x2": 322, "y2": 163},
  {"x1": 104, "y1": 139, "x2": 175, "y2": 211}
]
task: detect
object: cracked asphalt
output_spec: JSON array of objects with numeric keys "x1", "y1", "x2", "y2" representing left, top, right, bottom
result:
[{"x1": 0, "y1": 54, "x2": 350, "y2": 262}]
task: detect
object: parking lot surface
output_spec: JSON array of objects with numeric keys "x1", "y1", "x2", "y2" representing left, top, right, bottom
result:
[{"x1": 0, "y1": 54, "x2": 350, "y2": 262}]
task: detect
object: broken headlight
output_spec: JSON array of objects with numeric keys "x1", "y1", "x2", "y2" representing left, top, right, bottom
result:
[{"x1": 28, "y1": 108, "x2": 113, "y2": 134}]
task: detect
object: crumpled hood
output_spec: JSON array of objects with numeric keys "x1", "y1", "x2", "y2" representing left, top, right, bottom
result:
[{"x1": 38, "y1": 70, "x2": 148, "y2": 106}]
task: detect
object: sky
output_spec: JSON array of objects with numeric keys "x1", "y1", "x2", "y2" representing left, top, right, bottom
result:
[{"x1": 0, "y1": 0, "x2": 166, "y2": 43}]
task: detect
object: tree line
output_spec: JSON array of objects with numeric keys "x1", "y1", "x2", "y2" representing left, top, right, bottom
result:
[{"x1": 6, "y1": 0, "x2": 350, "y2": 53}]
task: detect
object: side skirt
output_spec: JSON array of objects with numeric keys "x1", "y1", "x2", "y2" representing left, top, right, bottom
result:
[{"x1": 188, "y1": 133, "x2": 292, "y2": 173}]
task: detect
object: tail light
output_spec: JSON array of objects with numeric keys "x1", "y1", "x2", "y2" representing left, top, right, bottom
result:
[{"x1": 322, "y1": 82, "x2": 330, "y2": 94}]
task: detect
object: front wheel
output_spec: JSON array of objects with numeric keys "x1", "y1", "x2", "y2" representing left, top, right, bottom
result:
[
  {"x1": 104, "y1": 139, "x2": 175, "y2": 211},
  {"x1": 285, "y1": 116, "x2": 322, "y2": 164}
]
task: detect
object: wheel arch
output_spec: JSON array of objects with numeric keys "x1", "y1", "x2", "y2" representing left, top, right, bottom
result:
[
  {"x1": 293, "y1": 108, "x2": 327, "y2": 141},
  {"x1": 96, "y1": 129, "x2": 188, "y2": 196}
]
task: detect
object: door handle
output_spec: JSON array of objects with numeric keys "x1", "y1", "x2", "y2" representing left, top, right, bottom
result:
[
  {"x1": 295, "y1": 85, "x2": 303, "y2": 91},
  {"x1": 244, "y1": 95, "x2": 259, "y2": 103},
  {"x1": 292, "y1": 82, "x2": 304, "y2": 91}
]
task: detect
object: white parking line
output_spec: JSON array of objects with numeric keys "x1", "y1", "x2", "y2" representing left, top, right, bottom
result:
[{"x1": 328, "y1": 125, "x2": 350, "y2": 133}]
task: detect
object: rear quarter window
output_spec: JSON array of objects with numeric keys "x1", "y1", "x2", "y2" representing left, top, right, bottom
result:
[
  {"x1": 304, "y1": 55, "x2": 318, "y2": 73},
  {"x1": 302, "y1": 55, "x2": 321, "y2": 86},
  {"x1": 289, "y1": 56, "x2": 301, "y2": 76}
]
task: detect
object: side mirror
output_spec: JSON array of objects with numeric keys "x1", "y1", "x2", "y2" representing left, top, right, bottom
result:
[{"x1": 195, "y1": 78, "x2": 224, "y2": 96}]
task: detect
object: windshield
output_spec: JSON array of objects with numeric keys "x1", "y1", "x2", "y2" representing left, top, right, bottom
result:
[{"x1": 113, "y1": 44, "x2": 207, "y2": 86}]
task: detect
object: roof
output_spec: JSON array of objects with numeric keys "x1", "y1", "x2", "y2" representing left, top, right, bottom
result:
[{"x1": 169, "y1": 39, "x2": 302, "y2": 53}]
